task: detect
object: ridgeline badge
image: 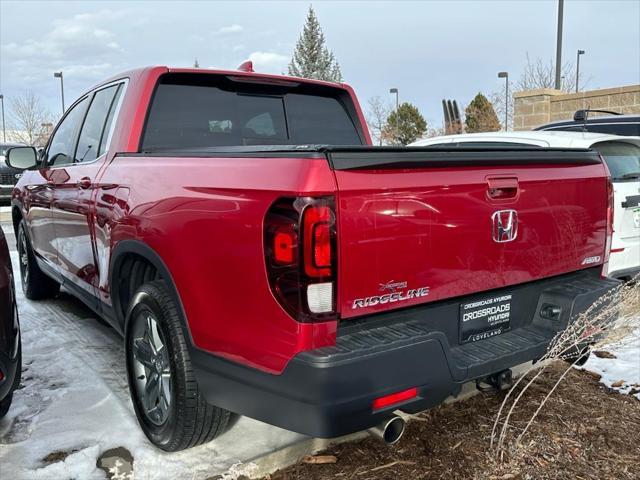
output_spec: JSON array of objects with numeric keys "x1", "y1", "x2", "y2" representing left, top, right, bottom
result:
[{"x1": 352, "y1": 280, "x2": 429, "y2": 309}]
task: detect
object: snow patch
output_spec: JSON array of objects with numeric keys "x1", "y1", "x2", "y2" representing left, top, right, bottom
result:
[{"x1": 581, "y1": 327, "x2": 640, "y2": 400}]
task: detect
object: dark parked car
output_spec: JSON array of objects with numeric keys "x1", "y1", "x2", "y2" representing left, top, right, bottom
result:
[
  {"x1": 536, "y1": 110, "x2": 640, "y2": 136},
  {"x1": 0, "y1": 224, "x2": 20, "y2": 418},
  {"x1": 1, "y1": 143, "x2": 25, "y2": 202}
]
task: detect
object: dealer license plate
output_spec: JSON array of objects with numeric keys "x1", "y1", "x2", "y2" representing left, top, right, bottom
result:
[{"x1": 460, "y1": 294, "x2": 512, "y2": 344}]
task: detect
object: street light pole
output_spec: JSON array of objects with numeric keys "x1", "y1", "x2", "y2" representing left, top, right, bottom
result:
[
  {"x1": 498, "y1": 72, "x2": 509, "y2": 131},
  {"x1": 54, "y1": 71, "x2": 65, "y2": 114},
  {"x1": 0, "y1": 94, "x2": 5, "y2": 142},
  {"x1": 554, "y1": 0, "x2": 564, "y2": 90},
  {"x1": 575, "y1": 49, "x2": 585, "y2": 93},
  {"x1": 389, "y1": 88, "x2": 399, "y2": 114}
]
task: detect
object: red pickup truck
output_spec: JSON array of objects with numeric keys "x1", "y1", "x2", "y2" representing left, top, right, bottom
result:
[{"x1": 7, "y1": 66, "x2": 619, "y2": 451}]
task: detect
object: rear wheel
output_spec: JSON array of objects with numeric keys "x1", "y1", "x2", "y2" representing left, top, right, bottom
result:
[
  {"x1": 17, "y1": 220, "x2": 59, "y2": 300},
  {"x1": 125, "y1": 281, "x2": 231, "y2": 451}
]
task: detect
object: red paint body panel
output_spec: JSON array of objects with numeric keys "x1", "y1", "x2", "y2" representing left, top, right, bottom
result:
[
  {"x1": 12, "y1": 66, "x2": 609, "y2": 375},
  {"x1": 335, "y1": 164, "x2": 608, "y2": 318},
  {"x1": 95, "y1": 156, "x2": 339, "y2": 372}
]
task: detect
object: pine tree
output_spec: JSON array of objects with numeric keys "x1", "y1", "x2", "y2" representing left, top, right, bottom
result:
[
  {"x1": 288, "y1": 6, "x2": 343, "y2": 82},
  {"x1": 464, "y1": 93, "x2": 502, "y2": 133},
  {"x1": 382, "y1": 102, "x2": 427, "y2": 146}
]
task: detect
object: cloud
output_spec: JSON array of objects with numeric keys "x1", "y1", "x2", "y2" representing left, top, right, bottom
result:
[
  {"x1": 215, "y1": 24, "x2": 243, "y2": 35},
  {"x1": 1, "y1": 9, "x2": 126, "y2": 83},
  {"x1": 247, "y1": 51, "x2": 289, "y2": 74}
]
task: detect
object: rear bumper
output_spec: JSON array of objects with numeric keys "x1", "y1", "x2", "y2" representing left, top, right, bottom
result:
[
  {"x1": 191, "y1": 268, "x2": 620, "y2": 438},
  {"x1": 609, "y1": 245, "x2": 640, "y2": 281}
]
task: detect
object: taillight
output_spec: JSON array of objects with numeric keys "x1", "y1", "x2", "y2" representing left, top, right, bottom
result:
[
  {"x1": 602, "y1": 175, "x2": 614, "y2": 277},
  {"x1": 264, "y1": 197, "x2": 337, "y2": 321}
]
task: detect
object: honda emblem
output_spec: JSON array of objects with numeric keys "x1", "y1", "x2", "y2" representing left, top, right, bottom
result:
[{"x1": 492, "y1": 210, "x2": 518, "y2": 243}]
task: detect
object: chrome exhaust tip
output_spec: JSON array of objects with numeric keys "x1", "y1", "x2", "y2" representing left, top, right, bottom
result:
[{"x1": 368, "y1": 415, "x2": 406, "y2": 445}]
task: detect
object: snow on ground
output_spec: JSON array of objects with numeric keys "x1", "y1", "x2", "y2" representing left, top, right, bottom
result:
[
  {"x1": 0, "y1": 246, "x2": 306, "y2": 480},
  {"x1": 580, "y1": 327, "x2": 640, "y2": 400}
]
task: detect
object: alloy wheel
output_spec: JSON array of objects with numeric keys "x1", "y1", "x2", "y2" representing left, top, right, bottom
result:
[
  {"x1": 131, "y1": 311, "x2": 172, "y2": 426},
  {"x1": 18, "y1": 230, "x2": 29, "y2": 291}
]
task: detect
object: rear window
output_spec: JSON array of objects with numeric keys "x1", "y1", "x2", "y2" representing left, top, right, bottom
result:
[
  {"x1": 594, "y1": 141, "x2": 640, "y2": 181},
  {"x1": 141, "y1": 74, "x2": 363, "y2": 150}
]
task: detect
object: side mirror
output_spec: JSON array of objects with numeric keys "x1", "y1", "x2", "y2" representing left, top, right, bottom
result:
[{"x1": 6, "y1": 146, "x2": 38, "y2": 170}]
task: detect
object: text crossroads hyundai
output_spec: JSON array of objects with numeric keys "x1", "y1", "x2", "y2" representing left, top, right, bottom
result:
[{"x1": 7, "y1": 66, "x2": 619, "y2": 450}]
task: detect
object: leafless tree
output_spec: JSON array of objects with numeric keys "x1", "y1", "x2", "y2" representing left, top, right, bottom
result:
[
  {"x1": 8, "y1": 92, "x2": 54, "y2": 146},
  {"x1": 366, "y1": 96, "x2": 391, "y2": 146},
  {"x1": 489, "y1": 90, "x2": 514, "y2": 131},
  {"x1": 516, "y1": 53, "x2": 577, "y2": 93}
]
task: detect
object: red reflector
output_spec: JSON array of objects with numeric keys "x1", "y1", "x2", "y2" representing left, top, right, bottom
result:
[
  {"x1": 273, "y1": 227, "x2": 296, "y2": 264},
  {"x1": 0, "y1": 369, "x2": 4, "y2": 382},
  {"x1": 313, "y1": 223, "x2": 331, "y2": 268},
  {"x1": 303, "y1": 205, "x2": 333, "y2": 277},
  {"x1": 372, "y1": 387, "x2": 418, "y2": 410},
  {"x1": 611, "y1": 248, "x2": 625, "y2": 253}
]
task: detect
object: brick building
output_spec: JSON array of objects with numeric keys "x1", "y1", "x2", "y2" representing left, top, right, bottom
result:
[{"x1": 513, "y1": 84, "x2": 640, "y2": 131}]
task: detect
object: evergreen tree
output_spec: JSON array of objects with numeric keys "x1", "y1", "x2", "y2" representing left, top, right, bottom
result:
[
  {"x1": 464, "y1": 93, "x2": 501, "y2": 133},
  {"x1": 288, "y1": 6, "x2": 343, "y2": 82},
  {"x1": 382, "y1": 102, "x2": 427, "y2": 145}
]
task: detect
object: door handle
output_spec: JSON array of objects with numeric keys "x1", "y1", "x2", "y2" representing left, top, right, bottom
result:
[
  {"x1": 77, "y1": 177, "x2": 92, "y2": 189},
  {"x1": 487, "y1": 177, "x2": 519, "y2": 200}
]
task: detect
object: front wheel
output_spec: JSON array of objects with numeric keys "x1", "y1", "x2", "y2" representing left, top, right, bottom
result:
[{"x1": 125, "y1": 281, "x2": 231, "y2": 451}]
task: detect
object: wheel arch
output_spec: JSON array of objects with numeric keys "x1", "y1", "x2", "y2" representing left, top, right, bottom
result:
[{"x1": 109, "y1": 240, "x2": 193, "y2": 343}]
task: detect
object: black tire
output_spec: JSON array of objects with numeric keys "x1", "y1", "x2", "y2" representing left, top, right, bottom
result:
[
  {"x1": 125, "y1": 280, "x2": 231, "y2": 451},
  {"x1": 0, "y1": 393, "x2": 13, "y2": 418},
  {"x1": 0, "y1": 329, "x2": 21, "y2": 419},
  {"x1": 17, "y1": 220, "x2": 60, "y2": 300}
]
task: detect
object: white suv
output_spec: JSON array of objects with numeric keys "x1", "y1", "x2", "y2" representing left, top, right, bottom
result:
[{"x1": 411, "y1": 131, "x2": 640, "y2": 281}]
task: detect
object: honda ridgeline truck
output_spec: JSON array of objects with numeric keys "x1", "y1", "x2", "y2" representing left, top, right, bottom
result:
[{"x1": 7, "y1": 66, "x2": 619, "y2": 451}]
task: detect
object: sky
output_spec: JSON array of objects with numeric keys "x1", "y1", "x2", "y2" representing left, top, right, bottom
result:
[{"x1": 1, "y1": 0, "x2": 639, "y2": 129}]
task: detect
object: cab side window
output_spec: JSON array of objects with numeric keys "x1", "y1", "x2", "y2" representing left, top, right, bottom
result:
[
  {"x1": 75, "y1": 84, "x2": 123, "y2": 163},
  {"x1": 46, "y1": 96, "x2": 89, "y2": 167}
]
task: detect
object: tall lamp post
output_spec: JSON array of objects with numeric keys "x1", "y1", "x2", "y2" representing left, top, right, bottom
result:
[
  {"x1": 497, "y1": 71, "x2": 509, "y2": 131},
  {"x1": 575, "y1": 49, "x2": 585, "y2": 93},
  {"x1": 554, "y1": 0, "x2": 564, "y2": 90},
  {"x1": 389, "y1": 88, "x2": 399, "y2": 142},
  {"x1": 53, "y1": 71, "x2": 65, "y2": 115},
  {"x1": 0, "y1": 94, "x2": 5, "y2": 142},
  {"x1": 389, "y1": 88, "x2": 399, "y2": 114}
]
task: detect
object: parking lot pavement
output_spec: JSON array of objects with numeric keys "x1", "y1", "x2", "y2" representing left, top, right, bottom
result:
[{"x1": 0, "y1": 222, "x2": 315, "y2": 480}]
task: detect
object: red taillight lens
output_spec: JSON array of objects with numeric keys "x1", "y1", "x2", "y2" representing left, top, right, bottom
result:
[
  {"x1": 273, "y1": 226, "x2": 297, "y2": 265},
  {"x1": 373, "y1": 387, "x2": 418, "y2": 410},
  {"x1": 264, "y1": 197, "x2": 337, "y2": 322},
  {"x1": 303, "y1": 205, "x2": 333, "y2": 277}
]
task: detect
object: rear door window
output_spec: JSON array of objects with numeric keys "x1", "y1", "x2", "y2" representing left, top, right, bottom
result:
[
  {"x1": 141, "y1": 75, "x2": 362, "y2": 151},
  {"x1": 594, "y1": 141, "x2": 640, "y2": 181},
  {"x1": 75, "y1": 84, "x2": 123, "y2": 163}
]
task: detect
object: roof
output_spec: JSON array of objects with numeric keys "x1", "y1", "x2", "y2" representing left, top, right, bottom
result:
[
  {"x1": 410, "y1": 130, "x2": 640, "y2": 149},
  {"x1": 93, "y1": 65, "x2": 347, "y2": 95},
  {"x1": 540, "y1": 114, "x2": 640, "y2": 128}
]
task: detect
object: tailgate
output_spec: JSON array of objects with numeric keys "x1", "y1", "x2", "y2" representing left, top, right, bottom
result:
[{"x1": 328, "y1": 148, "x2": 608, "y2": 319}]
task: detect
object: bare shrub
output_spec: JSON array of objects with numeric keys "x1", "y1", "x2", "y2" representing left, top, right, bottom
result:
[{"x1": 491, "y1": 274, "x2": 640, "y2": 457}]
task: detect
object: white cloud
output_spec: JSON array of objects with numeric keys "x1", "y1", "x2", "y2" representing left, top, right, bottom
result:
[
  {"x1": 215, "y1": 24, "x2": 243, "y2": 35},
  {"x1": 1, "y1": 9, "x2": 126, "y2": 79},
  {"x1": 247, "y1": 51, "x2": 289, "y2": 74}
]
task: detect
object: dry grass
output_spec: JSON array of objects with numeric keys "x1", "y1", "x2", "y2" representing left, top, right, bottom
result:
[{"x1": 268, "y1": 363, "x2": 639, "y2": 480}]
